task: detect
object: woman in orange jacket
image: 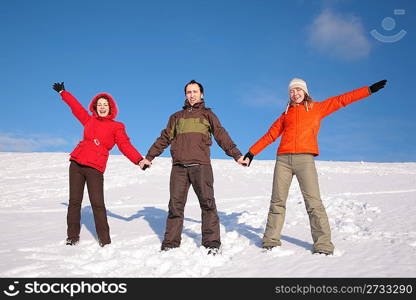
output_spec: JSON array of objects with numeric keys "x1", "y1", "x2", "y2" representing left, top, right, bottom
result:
[{"x1": 244, "y1": 78, "x2": 387, "y2": 255}]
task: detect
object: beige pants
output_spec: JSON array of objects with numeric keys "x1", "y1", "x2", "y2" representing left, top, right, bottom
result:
[{"x1": 262, "y1": 154, "x2": 334, "y2": 253}]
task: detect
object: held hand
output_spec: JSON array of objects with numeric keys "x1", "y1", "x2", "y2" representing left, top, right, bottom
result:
[
  {"x1": 237, "y1": 156, "x2": 247, "y2": 167},
  {"x1": 243, "y1": 157, "x2": 251, "y2": 166},
  {"x1": 369, "y1": 80, "x2": 387, "y2": 94},
  {"x1": 243, "y1": 152, "x2": 254, "y2": 167},
  {"x1": 139, "y1": 158, "x2": 152, "y2": 170},
  {"x1": 52, "y1": 82, "x2": 65, "y2": 93}
]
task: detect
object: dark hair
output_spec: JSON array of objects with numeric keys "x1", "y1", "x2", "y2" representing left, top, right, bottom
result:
[
  {"x1": 184, "y1": 79, "x2": 204, "y2": 95},
  {"x1": 94, "y1": 96, "x2": 112, "y2": 115}
]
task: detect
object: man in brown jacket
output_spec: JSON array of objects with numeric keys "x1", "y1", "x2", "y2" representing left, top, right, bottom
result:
[{"x1": 140, "y1": 80, "x2": 247, "y2": 255}]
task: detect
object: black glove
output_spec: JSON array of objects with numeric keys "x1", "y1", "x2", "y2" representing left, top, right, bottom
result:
[
  {"x1": 369, "y1": 80, "x2": 387, "y2": 94},
  {"x1": 52, "y1": 82, "x2": 65, "y2": 93},
  {"x1": 243, "y1": 152, "x2": 254, "y2": 167}
]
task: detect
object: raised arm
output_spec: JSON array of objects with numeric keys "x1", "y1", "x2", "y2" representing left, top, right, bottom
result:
[
  {"x1": 52, "y1": 82, "x2": 90, "y2": 125},
  {"x1": 318, "y1": 80, "x2": 386, "y2": 119}
]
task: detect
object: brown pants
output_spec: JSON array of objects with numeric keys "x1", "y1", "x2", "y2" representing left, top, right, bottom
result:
[
  {"x1": 67, "y1": 161, "x2": 111, "y2": 245},
  {"x1": 262, "y1": 154, "x2": 334, "y2": 253},
  {"x1": 162, "y1": 164, "x2": 220, "y2": 249}
]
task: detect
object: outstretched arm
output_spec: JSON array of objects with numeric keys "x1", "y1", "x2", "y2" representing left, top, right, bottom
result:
[
  {"x1": 114, "y1": 123, "x2": 143, "y2": 165},
  {"x1": 145, "y1": 115, "x2": 176, "y2": 163},
  {"x1": 52, "y1": 82, "x2": 90, "y2": 125},
  {"x1": 247, "y1": 114, "x2": 285, "y2": 161},
  {"x1": 318, "y1": 80, "x2": 387, "y2": 119},
  {"x1": 208, "y1": 111, "x2": 242, "y2": 161}
]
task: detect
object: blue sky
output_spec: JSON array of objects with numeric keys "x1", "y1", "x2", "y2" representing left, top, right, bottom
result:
[{"x1": 1, "y1": 0, "x2": 415, "y2": 162}]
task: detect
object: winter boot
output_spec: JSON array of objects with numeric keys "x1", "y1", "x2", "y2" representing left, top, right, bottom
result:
[
  {"x1": 161, "y1": 244, "x2": 177, "y2": 252},
  {"x1": 312, "y1": 249, "x2": 333, "y2": 256},
  {"x1": 99, "y1": 240, "x2": 111, "y2": 248},
  {"x1": 207, "y1": 246, "x2": 221, "y2": 256},
  {"x1": 66, "y1": 238, "x2": 79, "y2": 246},
  {"x1": 262, "y1": 245, "x2": 281, "y2": 252}
]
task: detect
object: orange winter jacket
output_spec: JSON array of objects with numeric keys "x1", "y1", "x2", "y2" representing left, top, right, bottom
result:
[{"x1": 249, "y1": 86, "x2": 371, "y2": 157}]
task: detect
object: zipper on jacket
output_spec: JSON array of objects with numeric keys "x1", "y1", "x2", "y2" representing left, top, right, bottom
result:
[{"x1": 295, "y1": 106, "x2": 298, "y2": 152}]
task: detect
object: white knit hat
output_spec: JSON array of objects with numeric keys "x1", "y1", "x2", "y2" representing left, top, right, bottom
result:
[
  {"x1": 288, "y1": 78, "x2": 309, "y2": 95},
  {"x1": 285, "y1": 78, "x2": 310, "y2": 114}
]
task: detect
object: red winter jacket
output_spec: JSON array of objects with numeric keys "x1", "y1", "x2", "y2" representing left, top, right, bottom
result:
[{"x1": 61, "y1": 90, "x2": 143, "y2": 173}]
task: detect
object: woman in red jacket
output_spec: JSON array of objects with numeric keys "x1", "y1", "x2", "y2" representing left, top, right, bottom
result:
[
  {"x1": 52, "y1": 82, "x2": 143, "y2": 247},
  {"x1": 244, "y1": 78, "x2": 387, "y2": 255}
]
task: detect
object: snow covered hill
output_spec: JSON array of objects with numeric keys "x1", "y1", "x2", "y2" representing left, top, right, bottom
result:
[{"x1": 0, "y1": 153, "x2": 415, "y2": 277}]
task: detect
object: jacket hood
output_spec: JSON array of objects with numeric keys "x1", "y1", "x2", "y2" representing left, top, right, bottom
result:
[
  {"x1": 183, "y1": 99, "x2": 206, "y2": 110},
  {"x1": 89, "y1": 93, "x2": 118, "y2": 120}
]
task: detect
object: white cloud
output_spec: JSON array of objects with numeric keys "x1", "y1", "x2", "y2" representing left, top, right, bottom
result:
[
  {"x1": 0, "y1": 132, "x2": 68, "y2": 152},
  {"x1": 307, "y1": 9, "x2": 371, "y2": 60}
]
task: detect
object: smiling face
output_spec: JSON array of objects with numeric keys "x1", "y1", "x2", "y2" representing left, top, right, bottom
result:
[
  {"x1": 185, "y1": 83, "x2": 203, "y2": 106},
  {"x1": 289, "y1": 87, "x2": 306, "y2": 104},
  {"x1": 96, "y1": 98, "x2": 110, "y2": 117}
]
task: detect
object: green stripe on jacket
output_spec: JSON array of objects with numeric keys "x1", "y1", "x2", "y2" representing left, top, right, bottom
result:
[{"x1": 169, "y1": 117, "x2": 211, "y2": 139}]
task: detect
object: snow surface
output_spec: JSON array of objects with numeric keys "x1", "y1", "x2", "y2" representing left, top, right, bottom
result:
[{"x1": 0, "y1": 152, "x2": 415, "y2": 277}]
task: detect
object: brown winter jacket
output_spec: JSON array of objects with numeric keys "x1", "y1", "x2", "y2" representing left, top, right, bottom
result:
[{"x1": 146, "y1": 100, "x2": 242, "y2": 165}]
